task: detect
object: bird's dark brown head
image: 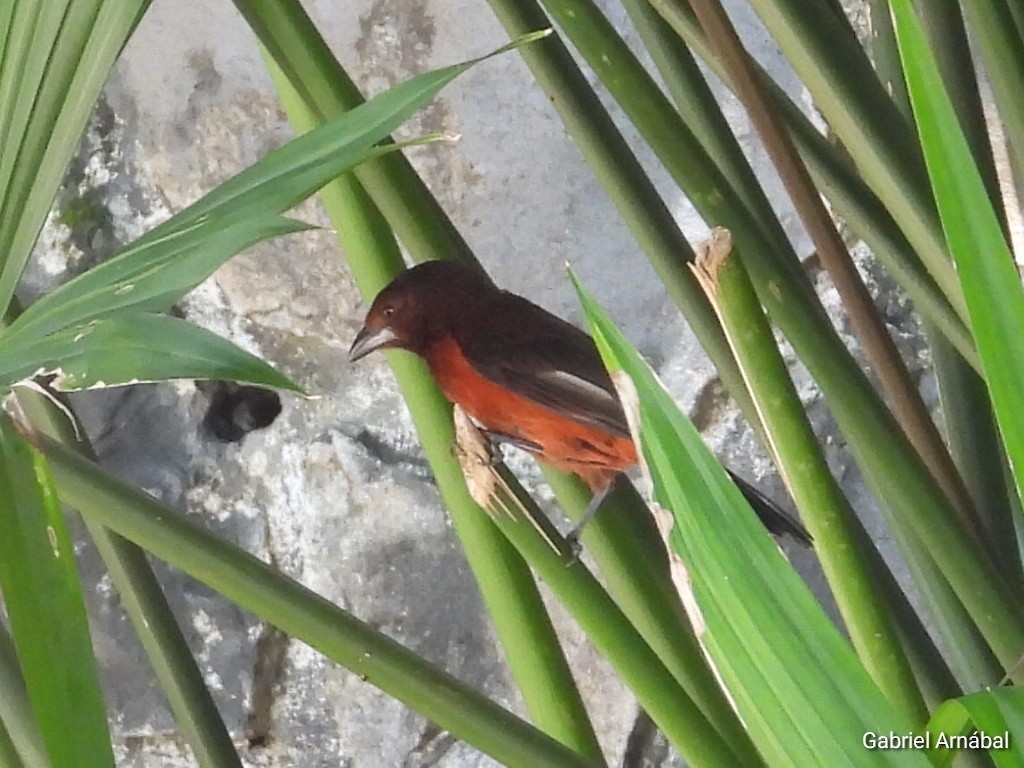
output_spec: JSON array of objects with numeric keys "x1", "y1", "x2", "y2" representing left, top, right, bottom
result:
[{"x1": 348, "y1": 260, "x2": 495, "y2": 362}]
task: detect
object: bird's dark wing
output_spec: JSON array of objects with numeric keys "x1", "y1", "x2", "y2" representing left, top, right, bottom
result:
[
  {"x1": 456, "y1": 291, "x2": 631, "y2": 437},
  {"x1": 728, "y1": 471, "x2": 812, "y2": 545}
]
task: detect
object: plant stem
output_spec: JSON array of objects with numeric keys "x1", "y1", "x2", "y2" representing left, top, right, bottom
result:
[
  {"x1": 542, "y1": 468, "x2": 763, "y2": 765},
  {"x1": 261, "y1": 52, "x2": 606, "y2": 762},
  {"x1": 648, "y1": 0, "x2": 977, "y2": 367},
  {"x1": 736, "y1": 0, "x2": 967, "y2": 318},
  {"x1": 692, "y1": 229, "x2": 929, "y2": 723},
  {"x1": 231, "y1": 0, "x2": 475, "y2": 265},
  {"x1": 0, "y1": 627, "x2": 47, "y2": 768},
  {"x1": 451, "y1": 410, "x2": 751, "y2": 768},
  {"x1": 2, "y1": 295, "x2": 243, "y2": 768},
  {"x1": 686, "y1": 0, "x2": 974, "y2": 535}
]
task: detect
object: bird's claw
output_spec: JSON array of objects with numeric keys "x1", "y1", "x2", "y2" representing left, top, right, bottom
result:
[{"x1": 563, "y1": 531, "x2": 584, "y2": 565}]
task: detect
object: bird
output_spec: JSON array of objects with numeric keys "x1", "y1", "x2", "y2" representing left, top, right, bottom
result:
[{"x1": 349, "y1": 260, "x2": 810, "y2": 546}]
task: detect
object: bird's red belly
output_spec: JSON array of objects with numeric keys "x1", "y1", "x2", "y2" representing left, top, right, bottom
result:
[{"x1": 425, "y1": 336, "x2": 636, "y2": 488}]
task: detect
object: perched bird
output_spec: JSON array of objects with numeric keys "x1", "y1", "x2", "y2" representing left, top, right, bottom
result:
[{"x1": 349, "y1": 260, "x2": 809, "y2": 545}]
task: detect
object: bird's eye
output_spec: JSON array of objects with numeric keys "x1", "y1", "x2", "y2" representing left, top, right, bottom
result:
[{"x1": 383, "y1": 306, "x2": 395, "y2": 317}]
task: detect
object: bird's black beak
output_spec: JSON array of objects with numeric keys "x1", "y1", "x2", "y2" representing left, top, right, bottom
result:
[{"x1": 348, "y1": 325, "x2": 397, "y2": 362}]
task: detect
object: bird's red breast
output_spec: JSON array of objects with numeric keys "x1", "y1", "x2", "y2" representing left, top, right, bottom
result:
[{"x1": 425, "y1": 334, "x2": 636, "y2": 490}]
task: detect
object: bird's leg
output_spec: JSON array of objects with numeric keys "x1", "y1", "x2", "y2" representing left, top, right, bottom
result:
[{"x1": 564, "y1": 475, "x2": 618, "y2": 557}]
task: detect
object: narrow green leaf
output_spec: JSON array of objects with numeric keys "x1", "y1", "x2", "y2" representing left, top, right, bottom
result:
[
  {"x1": 0, "y1": 716, "x2": 25, "y2": 768},
  {"x1": 0, "y1": 627, "x2": 48, "y2": 768},
  {"x1": 135, "y1": 31, "x2": 549, "y2": 248},
  {"x1": 456, "y1": 441, "x2": 747, "y2": 768},
  {"x1": 571, "y1": 274, "x2": 928, "y2": 768},
  {"x1": 0, "y1": 415, "x2": 114, "y2": 768},
  {"x1": 266, "y1": 53, "x2": 606, "y2": 763},
  {"x1": 0, "y1": 0, "x2": 149, "y2": 314},
  {"x1": 691, "y1": 234, "x2": 932, "y2": 722},
  {"x1": 923, "y1": 688, "x2": 1024, "y2": 767},
  {"x1": 891, "y1": 0, "x2": 1024, "y2": 526},
  {"x1": 0, "y1": 313, "x2": 301, "y2": 394},
  {"x1": 3, "y1": 216, "x2": 309, "y2": 345}
]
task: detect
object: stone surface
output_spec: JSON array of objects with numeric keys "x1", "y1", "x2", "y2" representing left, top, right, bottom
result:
[{"x1": 15, "y1": 0, "x2": 919, "y2": 766}]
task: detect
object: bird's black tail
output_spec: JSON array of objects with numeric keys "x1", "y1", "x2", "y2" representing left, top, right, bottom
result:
[{"x1": 727, "y1": 471, "x2": 812, "y2": 546}]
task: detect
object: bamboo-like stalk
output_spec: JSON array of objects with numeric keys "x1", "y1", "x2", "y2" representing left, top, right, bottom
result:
[
  {"x1": 262, "y1": 51, "x2": 605, "y2": 762},
  {"x1": 685, "y1": 0, "x2": 975, "y2": 533},
  {"x1": 0, "y1": 627, "x2": 47, "y2": 768},
  {"x1": 691, "y1": 229, "x2": 930, "y2": 722},
  {"x1": 735, "y1": 0, "x2": 967, "y2": 319},
  {"x1": 648, "y1": 0, "x2": 977, "y2": 367},
  {"x1": 231, "y1": 0, "x2": 474, "y2": 265},
  {"x1": 451, "y1": 409, "x2": 752, "y2": 768}
]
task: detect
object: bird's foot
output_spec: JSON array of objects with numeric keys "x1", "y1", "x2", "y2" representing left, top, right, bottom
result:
[
  {"x1": 563, "y1": 529, "x2": 584, "y2": 564},
  {"x1": 561, "y1": 483, "x2": 612, "y2": 563}
]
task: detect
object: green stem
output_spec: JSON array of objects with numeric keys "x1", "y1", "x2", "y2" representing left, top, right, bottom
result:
[
  {"x1": 262, "y1": 50, "x2": 604, "y2": 762},
  {"x1": 685, "y1": 0, "x2": 974, "y2": 543},
  {"x1": 450, "y1": 422, "x2": 749, "y2": 768},
  {"x1": 617, "y1": 0, "x2": 791, "y2": 257},
  {"x1": 692, "y1": 231, "x2": 929, "y2": 723},
  {"x1": 40, "y1": 438, "x2": 598, "y2": 768},
  {"x1": 543, "y1": 469, "x2": 763, "y2": 766},
  {"x1": 737, "y1": 0, "x2": 967, "y2": 318},
  {"x1": 0, "y1": 627, "x2": 47, "y2": 768},
  {"x1": 15, "y1": 392, "x2": 243, "y2": 768},
  {"x1": 647, "y1": 0, "x2": 977, "y2": 368},
  {"x1": 885, "y1": 517, "x2": 1006, "y2": 691},
  {"x1": 230, "y1": 0, "x2": 475, "y2": 266}
]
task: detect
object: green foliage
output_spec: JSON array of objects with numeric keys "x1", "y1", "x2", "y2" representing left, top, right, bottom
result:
[
  {"x1": 0, "y1": 416, "x2": 113, "y2": 768},
  {"x1": 2, "y1": 0, "x2": 1024, "y2": 766},
  {"x1": 892, "y1": 0, "x2": 1024, "y2": 519},
  {"x1": 575, "y1": 272, "x2": 929, "y2": 767}
]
